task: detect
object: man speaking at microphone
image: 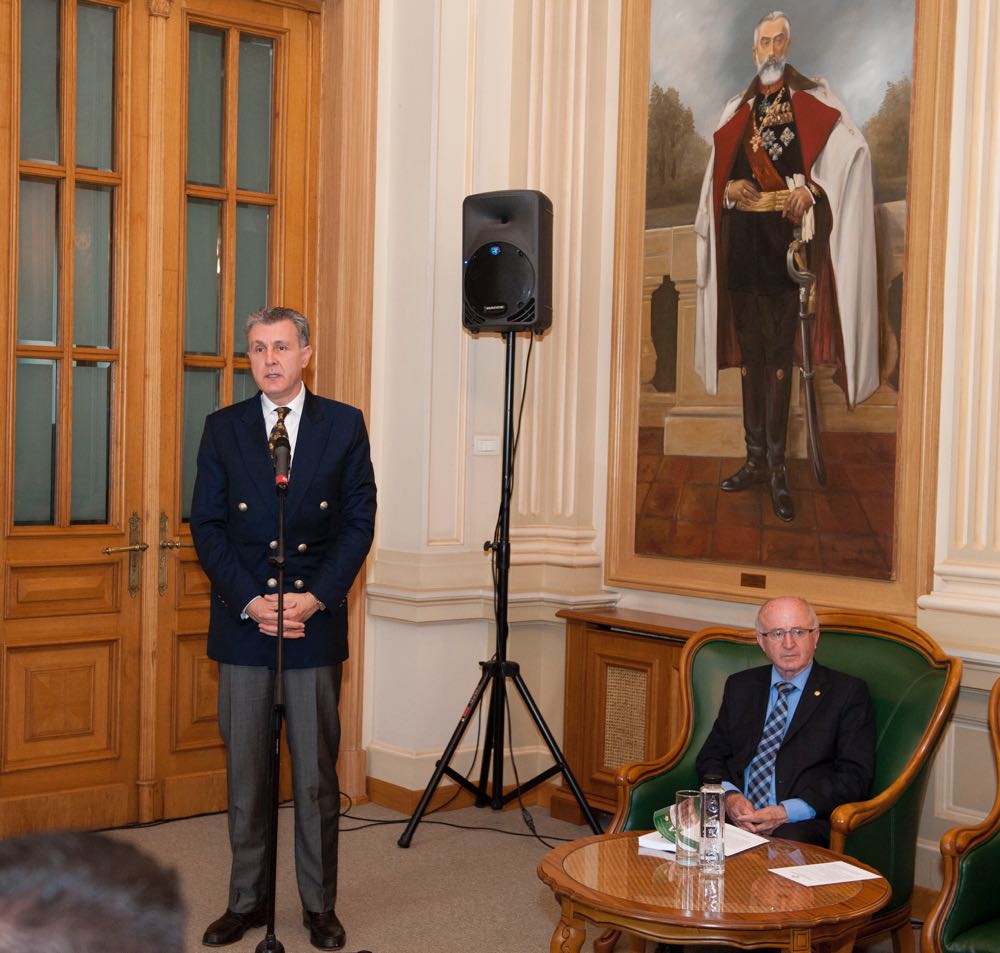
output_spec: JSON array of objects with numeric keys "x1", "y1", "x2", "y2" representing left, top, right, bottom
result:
[{"x1": 190, "y1": 306, "x2": 376, "y2": 950}]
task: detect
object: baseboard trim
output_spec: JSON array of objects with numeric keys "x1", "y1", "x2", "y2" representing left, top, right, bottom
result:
[
  {"x1": 549, "y1": 786, "x2": 612, "y2": 825},
  {"x1": 162, "y1": 769, "x2": 229, "y2": 820},
  {"x1": 0, "y1": 783, "x2": 132, "y2": 836}
]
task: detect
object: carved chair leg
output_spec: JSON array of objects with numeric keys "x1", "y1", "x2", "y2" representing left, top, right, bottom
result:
[{"x1": 593, "y1": 927, "x2": 620, "y2": 953}]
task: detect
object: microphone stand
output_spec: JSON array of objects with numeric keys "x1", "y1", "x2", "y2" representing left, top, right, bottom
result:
[{"x1": 257, "y1": 477, "x2": 288, "y2": 953}]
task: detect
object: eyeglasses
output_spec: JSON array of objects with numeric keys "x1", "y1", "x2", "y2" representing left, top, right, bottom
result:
[{"x1": 759, "y1": 626, "x2": 818, "y2": 642}]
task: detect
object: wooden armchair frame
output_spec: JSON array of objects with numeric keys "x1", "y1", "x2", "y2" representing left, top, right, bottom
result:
[
  {"x1": 922, "y1": 678, "x2": 1000, "y2": 953},
  {"x1": 598, "y1": 611, "x2": 961, "y2": 953}
]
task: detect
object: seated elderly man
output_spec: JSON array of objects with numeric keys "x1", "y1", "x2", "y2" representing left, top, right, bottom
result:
[{"x1": 695, "y1": 595, "x2": 875, "y2": 845}]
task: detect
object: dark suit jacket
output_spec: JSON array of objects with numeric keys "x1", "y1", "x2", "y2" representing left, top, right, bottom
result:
[
  {"x1": 190, "y1": 389, "x2": 376, "y2": 669},
  {"x1": 695, "y1": 662, "x2": 875, "y2": 822}
]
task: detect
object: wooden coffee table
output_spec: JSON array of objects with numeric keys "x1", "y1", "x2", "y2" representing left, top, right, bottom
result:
[{"x1": 537, "y1": 831, "x2": 891, "y2": 953}]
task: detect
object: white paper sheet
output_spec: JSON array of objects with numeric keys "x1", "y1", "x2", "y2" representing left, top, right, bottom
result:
[{"x1": 769, "y1": 861, "x2": 882, "y2": 886}]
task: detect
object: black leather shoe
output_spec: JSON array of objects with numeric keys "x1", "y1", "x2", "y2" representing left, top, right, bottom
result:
[
  {"x1": 721, "y1": 459, "x2": 767, "y2": 492},
  {"x1": 303, "y1": 909, "x2": 346, "y2": 950},
  {"x1": 202, "y1": 908, "x2": 266, "y2": 946},
  {"x1": 769, "y1": 466, "x2": 795, "y2": 522}
]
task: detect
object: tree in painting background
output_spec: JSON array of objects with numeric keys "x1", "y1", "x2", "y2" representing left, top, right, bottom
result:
[
  {"x1": 863, "y1": 76, "x2": 910, "y2": 202},
  {"x1": 646, "y1": 83, "x2": 711, "y2": 227}
]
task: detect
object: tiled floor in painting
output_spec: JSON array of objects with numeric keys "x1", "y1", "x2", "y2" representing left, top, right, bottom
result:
[{"x1": 634, "y1": 427, "x2": 896, "y2": 579}]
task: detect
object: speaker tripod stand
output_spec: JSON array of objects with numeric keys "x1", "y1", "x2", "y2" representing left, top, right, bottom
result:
[{"x1": 398, "y1": 331, "x2": 601, "y2": 848}]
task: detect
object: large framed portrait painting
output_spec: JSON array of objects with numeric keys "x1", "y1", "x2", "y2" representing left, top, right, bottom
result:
[{"x1": 606, "y1": 0, "x2": 955, "y2": 615}]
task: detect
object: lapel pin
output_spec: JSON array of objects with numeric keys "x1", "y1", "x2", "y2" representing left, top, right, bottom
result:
[{"x1": 814, "y1": 690, "x2": 821, "y2": 696}]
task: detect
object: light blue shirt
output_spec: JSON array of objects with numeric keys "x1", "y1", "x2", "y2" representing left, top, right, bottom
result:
[{"x1": 722, "y1": 664, "x2": 817, "y2": 823}]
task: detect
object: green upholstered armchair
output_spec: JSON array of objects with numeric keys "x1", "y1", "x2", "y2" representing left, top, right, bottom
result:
[
  {"x1": 922, "y1": 678, "x2": 1000, "y2": 953},
  {"x1": 597, "y1": 612, "x2": 961, "y2": 953}
]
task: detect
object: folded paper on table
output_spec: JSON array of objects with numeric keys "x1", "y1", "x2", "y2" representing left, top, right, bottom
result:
[{"x1": 638, "y1": 824, "x2": 767, "y2": 856}]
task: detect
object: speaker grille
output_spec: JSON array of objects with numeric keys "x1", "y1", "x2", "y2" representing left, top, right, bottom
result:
[
  {"x1": 602, "y1": 665, "x2": 648, "y2": 770},
  {"x1": 462, "y1": 241, "x2": 538, "y2": 330},
  {"x1": 463, "y1": 299, "x2": 537, "y2": 328}
]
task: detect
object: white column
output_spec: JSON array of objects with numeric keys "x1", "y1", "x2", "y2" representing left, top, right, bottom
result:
[{"x1": 919, "y1": 0, "x2": 1000, "y2": 655}]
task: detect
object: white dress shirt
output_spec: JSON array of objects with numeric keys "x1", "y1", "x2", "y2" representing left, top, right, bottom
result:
[
  {"x1": 241, "y1": 385, "x2": 308, "y2": 619},
  {"x1": 261, "y1": 385, "x2": 306, "y2": 472}
]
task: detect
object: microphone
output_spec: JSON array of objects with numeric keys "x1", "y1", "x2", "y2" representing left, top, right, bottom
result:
[{"x1": 271, "y1": 432, "x2": 291, "y2": 488}]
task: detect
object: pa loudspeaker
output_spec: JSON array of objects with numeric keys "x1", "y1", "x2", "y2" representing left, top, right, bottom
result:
[{"x1": 462, "y1": 189, "x2": 552, "y2": 333}]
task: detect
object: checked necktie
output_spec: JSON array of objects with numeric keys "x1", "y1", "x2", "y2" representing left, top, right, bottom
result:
[{"x1": 745, "y1": 681, "x2": 795, "y2": 809}]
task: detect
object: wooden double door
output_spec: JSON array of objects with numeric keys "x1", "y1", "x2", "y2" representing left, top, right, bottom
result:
[{"x1": 0, "y1": 0, "x2": 320, "y2": 833}]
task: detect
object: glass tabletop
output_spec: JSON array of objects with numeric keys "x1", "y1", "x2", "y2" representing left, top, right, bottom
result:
[{"x1": 547, "y1": 833, "x2": 888, "y2": 925}]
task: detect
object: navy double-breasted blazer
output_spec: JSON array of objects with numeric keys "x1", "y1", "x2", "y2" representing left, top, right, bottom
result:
[
  {"x1": 190, "y1": 389, "x2": 376, "y2": 669},
  {"x1": 695, "y1": 661, "x2": 875, "y2": 821}
]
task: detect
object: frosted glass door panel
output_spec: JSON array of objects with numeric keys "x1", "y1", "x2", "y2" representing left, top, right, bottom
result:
[
  {"x1": 74, "y1": 185, "x2": 113, "y2": 348},
  {"x1": 17, "y1": 179, "x2": 59, "y2": 345},
  {"x1": 71, "y1": 361, "x2": 111, "y2": 523},
  {"x1": 233, "y1": 367, "x2": 257, "y2": 403},
  {"x1": 234, "y1": 203, "x2": 269, "y2": 352},
  {"x1": 237, "y1": 34, "x2": 273, "y2": 192},
  {"x1": 185, "y1": 198, "x2": 222, "y2": 354},
  {"x1": 188, "y1": 26, "x2": 225, "y2": 187},
  {"x1": 182, "y1": 368, "x2": 220, "y2": 520},
  {"x1": 20, "y1": 0, "x2": 60, "y2": 163},
  {"x1": 76, "y1": 2, "x2": 115, "y2": 170},
  {"x1": 15, "y1": 359, "x2": 58, "y2": 525}
]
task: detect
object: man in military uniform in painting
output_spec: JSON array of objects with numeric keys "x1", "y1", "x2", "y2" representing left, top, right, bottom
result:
[{"x1": 694, "y1": 10, "x2": 880, "y2": 522}]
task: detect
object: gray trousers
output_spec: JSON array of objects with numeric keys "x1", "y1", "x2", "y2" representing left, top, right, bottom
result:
[{"x1": 218, "y1": 662, "x2": 342, "y2": 914}]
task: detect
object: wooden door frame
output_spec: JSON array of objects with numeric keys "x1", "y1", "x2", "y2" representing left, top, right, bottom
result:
[{"x1": 314, "y1": 0, "x2": 379, "y2": 801}]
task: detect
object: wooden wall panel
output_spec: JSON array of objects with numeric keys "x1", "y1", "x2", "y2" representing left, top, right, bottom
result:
[
  {"x1": 3, "y1": 640, "x2": 118, "y2": 771},
  {"x1": 5, "y1": 562, "x2": 119, "y2": 619},
  {"x1": 172, "y1": 632, "x2": 221, "y2": 751},
  {"x1": 176, "y1": 555, "x2": 210, "y2": 609},
  {"x1": 162, "y1": 769, "x2": 228, "y2": 819}
]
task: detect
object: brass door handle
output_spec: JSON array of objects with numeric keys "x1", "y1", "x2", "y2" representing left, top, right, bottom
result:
[
  {"x1": 101, "y1": 513, "x2": 146, "y2": 597},
  {"x1": 102, "y1": 542, "x2": 149, "y2": 554},
  {"x1": 158, "y1": 512, "x2": 196, "y2": 595}
]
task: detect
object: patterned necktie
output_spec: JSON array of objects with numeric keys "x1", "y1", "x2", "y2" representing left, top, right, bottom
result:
[
  {"x1": 267, "y1": 406, "x2": 290, "y2": 461},
  {"x1": 745, "y1": 681, "x2": 795, "y2": 809}
]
